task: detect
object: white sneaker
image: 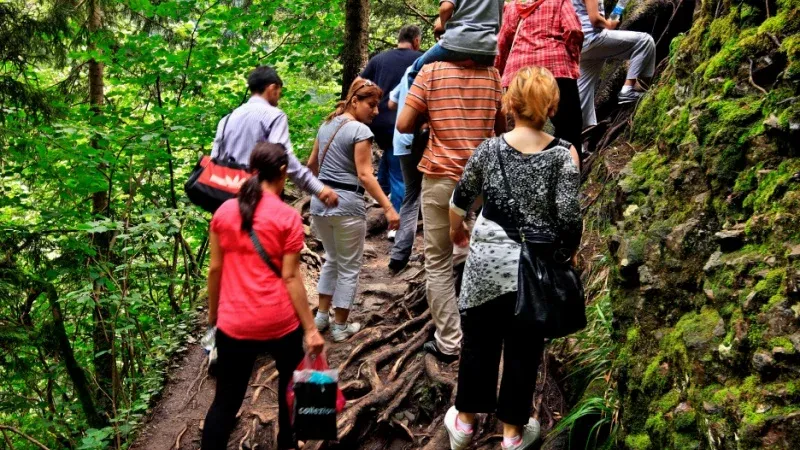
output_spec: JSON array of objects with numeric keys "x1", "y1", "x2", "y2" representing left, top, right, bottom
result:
[
  {"x1": 443, "y1": 406, "x2": 473, "y2": 450},
  {"x1": 501, "y1": 418, "x2": 541, "y2": 450},
  {"x1": 617, "y1": 89, "x2": 644, "y2": 104},
  {"x1": 314, "y1": 311, "x2": 330, "y2": 332},
  {"x1": 331, "y1": 322, "x2": 362, "y2": 342},
  {"x1": 387, "y1": 229, "x2": 397, "y2": 241}
]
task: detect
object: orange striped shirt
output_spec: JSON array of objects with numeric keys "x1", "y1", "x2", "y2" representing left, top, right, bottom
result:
[{"x1": 405, "y1": 62, "x2": 502, "y2": 180}]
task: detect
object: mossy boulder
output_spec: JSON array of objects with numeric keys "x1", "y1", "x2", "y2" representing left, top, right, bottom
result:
[{"x1": 576, "y1": 0, "x2": 800, "y2": 445}]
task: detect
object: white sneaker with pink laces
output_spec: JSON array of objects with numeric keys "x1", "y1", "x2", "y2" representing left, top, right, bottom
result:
[
  {"x1": 443, "y1": 406, "x2": 473, "y2": 450},
  {"x1": 501, "y1": 417, "x2": 541, "y2": 450}
]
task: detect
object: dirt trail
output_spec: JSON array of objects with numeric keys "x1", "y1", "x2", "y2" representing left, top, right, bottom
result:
[
  {"x1": 131, "y1": 230, "x2": 431, "y2": 450},
  {"x1": 131, "y1": 213, "x2": 566, "y2": 450}
]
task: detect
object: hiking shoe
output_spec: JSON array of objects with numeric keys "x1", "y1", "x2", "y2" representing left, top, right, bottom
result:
[
  {"x1": 617, "y1": 89, "x2": 644, "y2": 104},
  {"x1": 423, "y1": 340, "x2": 459, "y2": 363},
  {"x1": 501, "y1": 418, "x2": 541, "y2": 450},
  {"x1": 314, "y1": 311, "x2": 330, "y2": 332},
  {"x1": 387, "y1": 229, "x2": 397, "y2": 241},
  {"x1": 332, "y1": 322, "x2": 362, "y2": 342},
  {"x1": 388, "y1": 257, "x2": 409, "y2": 274},
  {"x1": 444, "y1": 406, "x2": 473, "y2": 450}
]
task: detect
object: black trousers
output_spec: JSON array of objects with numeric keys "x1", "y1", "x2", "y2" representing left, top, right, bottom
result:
[
  {"x1": 551, "y1": 78, "x2": 584, "y2": 153},
  {"x1": 202, "y1": 327, "x2": 305, "y2": 450},
  {"x1": 455, "y1": 292, "x2": 545, "y2": 426}
]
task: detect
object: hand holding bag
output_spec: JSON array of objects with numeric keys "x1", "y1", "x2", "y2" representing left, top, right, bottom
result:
[
  {"x1": 286, "y1": 352, "x2": 346, "y2": 441},
  {"x1": 496, "y1": 148, "x2": 586, "y2": 338}
]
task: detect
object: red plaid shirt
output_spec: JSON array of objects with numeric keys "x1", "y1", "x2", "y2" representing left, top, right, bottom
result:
[{"x1": 495, "y1": 0, "x2": 584, "y2": 85}]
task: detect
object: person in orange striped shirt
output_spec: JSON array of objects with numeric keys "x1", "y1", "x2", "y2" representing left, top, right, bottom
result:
[{"x1": 397, "y1": 61, "x2": 505, "y2": 362}]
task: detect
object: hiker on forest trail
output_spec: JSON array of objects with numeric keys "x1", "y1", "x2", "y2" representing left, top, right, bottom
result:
[
  {"x1": 572, "y1": 0, "x2": 655, "y2": 129},
  {"x1": 386, "y1": 64, "x2": 428, "y2": 274},
  {"x1": 306, "y1": 78, "x2": 400, "y2": 343},
  {"x1": 405, "y1": 0, "x2": 504, "y2": 87},
  {"x1": 445, "y1": 67, "x2": 581, "y2": 450},
  {"x1": 396, "y1": 61, "x2": 505, "y2": 362},
  {"x1": 495, "y1": 0, "x2": 584, "y2": 155},
  {"x1": 210, "y1": 65, "x2": 339, "y2": 207},
  {"x1": 360, "y1": 25, "x2": 423, "y2": 232},
  {"x1": 203, "y1": 143, "x2": 325, "y2": 450}
]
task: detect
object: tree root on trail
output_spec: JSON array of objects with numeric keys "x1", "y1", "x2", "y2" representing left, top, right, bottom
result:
[
  {"x1": 338, "y1": 359, "x2": 424, "y2": 441},
  {"x1": 251, "y1": 368, "x2": 279, "y2": 405},
  {"x1": 423, "y1": 353, "x2": 456, "y2": 395},
  {"x1": 173, "y1": 423, "x2": 188, "y2": 450},
  {"x1": 338, "y1": 326, "x2": 389, "y2": 372},
  {"x1": 390, "y1": 417, "x2": 416, "y2": 442},
  {"x1": 420, "y1": 421, "x2": 448, "y2": 450},
  {"x1": 253, "y1": 265, "x2": 569, "y2": 450},
  {"x1": 378, "y1": 367, "x2": 423, "y2": 423},
  {"x1": 183, "y1": 356, "x2": 209, "y2": 408},
  {"x1": 388, "y1": 323, "x2": 432, "y2": 381},
  {"x1": 185, "y1": 356, "x2": 209, "y2": 398}
]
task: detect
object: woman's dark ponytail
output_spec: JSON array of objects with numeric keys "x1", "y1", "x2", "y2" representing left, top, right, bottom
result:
[
  {"x1": 238, "y1": 142, "x2": 289, "y2": 231},
  {"x1": 238, "y1": 177, "x2": 262, "y2": 232}
]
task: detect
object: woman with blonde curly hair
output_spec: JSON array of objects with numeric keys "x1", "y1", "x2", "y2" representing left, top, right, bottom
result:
[{"x1": 443, "y1": 66, "x2": 582, "y2": 450}]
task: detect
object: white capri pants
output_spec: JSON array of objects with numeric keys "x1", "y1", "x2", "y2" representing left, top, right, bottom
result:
[{"x1": 312, "y1": 215, "x2": 366, "y2": 310}]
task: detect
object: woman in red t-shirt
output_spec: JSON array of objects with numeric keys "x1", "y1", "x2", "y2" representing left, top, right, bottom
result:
[{"x1": 202, "y1": 142, "x2": 325, "y2": 450}]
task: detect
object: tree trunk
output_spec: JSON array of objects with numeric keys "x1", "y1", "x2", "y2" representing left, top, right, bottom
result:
[
  {"x1": 87, "y1": 0, "x2": 115, "y2": 418},
  {"x1": 341, "y1": 0, "x2": 370, "y2": 98},
  {"x1": 45, "y1": 286, "x2": 106, "y2": 428}
]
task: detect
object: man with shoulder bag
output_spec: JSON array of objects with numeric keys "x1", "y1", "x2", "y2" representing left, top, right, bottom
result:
[{"x1": 186, "y1": 66, "x2": 339, "y2": 212}]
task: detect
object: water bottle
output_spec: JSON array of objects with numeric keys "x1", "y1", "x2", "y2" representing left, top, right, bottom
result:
[
  {"x1": 609, "y1": 0, "x2": 630, "y2": 21},
  {"x1": 200, "y1": 326, "x2": 218, "y2": 375},
  {"x1": 200, "y1": 326, "x2": 216, "y2": 353}
]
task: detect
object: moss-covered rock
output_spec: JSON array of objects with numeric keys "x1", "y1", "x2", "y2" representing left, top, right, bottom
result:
[{"x1": 572, "y1": 0, "x2": 800, "y2": 445}]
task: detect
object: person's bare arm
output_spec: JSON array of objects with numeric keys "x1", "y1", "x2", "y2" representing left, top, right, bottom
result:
[
  {"x1": 306, "y1": 138, "x2": 321, "y2": 176},
  {"x1": 397, "y1": 104, "x2": 421, "y2": 134},
  {"x1": 583, "y1": 0, "x2": 618, "y2": 29},
  {"x1": 449, "y1": 208, "x2": 469, "y2": 247},
  {"x1": 439, "y1": 1, "x2": 455, "y2": 28},
  {"x1": 354, "y1": 140, "x2": 400, "y2": 229},
  {"x1": 207, "y1": 232, "x2": 222, "y2": 326},
  {"x1": 388, "y1": 100, "x2": 398, "y2": 111},
  {"x1": 282, "y1": 252, "x2": 325, "y2": 354}
]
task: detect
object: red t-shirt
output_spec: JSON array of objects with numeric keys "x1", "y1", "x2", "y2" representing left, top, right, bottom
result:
[{"x1": 210, "y1": 192, "x2": 305, "y2": 340}]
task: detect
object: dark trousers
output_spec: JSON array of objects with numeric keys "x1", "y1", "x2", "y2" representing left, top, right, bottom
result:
[
  {"x1": 551, "y1": 78, "x2": 584, "y2": 153},
  {"x1": 455, "y1": 292, "x2": 545, "y2": 426},
  {"x1": 389, "y1": 144, "x2": 424, "y2": 263},
  {"x1": 374, "y1": 131, "x2": 404, "y2": 211},
  {"x1": 202, "y1": 327, "x2": 305, "y2": 450}
]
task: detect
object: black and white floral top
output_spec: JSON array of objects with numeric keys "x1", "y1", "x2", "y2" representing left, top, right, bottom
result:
[{"x1": 450, "y1": 136, "x2": 581, "y2": 311}]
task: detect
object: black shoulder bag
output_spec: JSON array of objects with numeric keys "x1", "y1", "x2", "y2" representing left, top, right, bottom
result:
[
  {"x1": 249, "y1": 229, "x2": 282, "y2": 278},
  {"x1": 496, "y1": 148, "x2": 586, "y2": 339}
]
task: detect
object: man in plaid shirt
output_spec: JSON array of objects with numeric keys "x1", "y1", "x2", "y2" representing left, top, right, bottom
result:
[{"x1": 495, "y1": 0, "x2": 585, "y2": 160}]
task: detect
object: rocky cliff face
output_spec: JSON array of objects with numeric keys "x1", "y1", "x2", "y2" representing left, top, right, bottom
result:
[{"x1": 578, "y1": 0, "x2": 800, "y2": 447}]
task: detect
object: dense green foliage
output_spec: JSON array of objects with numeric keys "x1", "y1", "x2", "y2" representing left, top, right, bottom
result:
[{"x1": 0, "y1": 0, "x2": 435, "y2": 448}]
